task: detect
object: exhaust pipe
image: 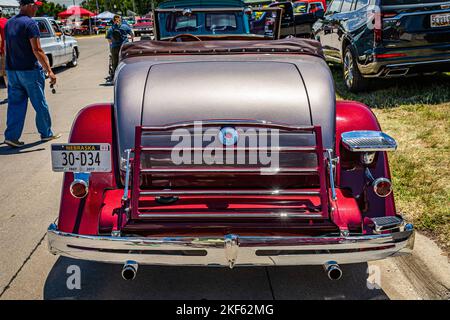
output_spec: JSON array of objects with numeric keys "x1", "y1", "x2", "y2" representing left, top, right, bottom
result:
[
  {"x1": 122, "y1": 260, "x2": 138, "y2": 280},
  {"x1": 324, "y1": 261, "x2": 342, "y2": 281},
  {"x1": 386, "y1": 68, "x2": 409, "y2": 77}
]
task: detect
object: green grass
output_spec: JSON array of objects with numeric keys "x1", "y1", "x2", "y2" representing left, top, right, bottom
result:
[{"x1": 332, "y1": 67, "x2": 450, "y2": 253}]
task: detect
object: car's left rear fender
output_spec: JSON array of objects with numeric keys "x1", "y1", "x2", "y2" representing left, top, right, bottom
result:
[{"x1": 57, "y1": 104, "x2": 119, "y2": 235}]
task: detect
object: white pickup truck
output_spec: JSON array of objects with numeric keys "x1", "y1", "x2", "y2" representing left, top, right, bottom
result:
[{"x1": 33, "y1": 17, "x2": 79, "y2": 68}]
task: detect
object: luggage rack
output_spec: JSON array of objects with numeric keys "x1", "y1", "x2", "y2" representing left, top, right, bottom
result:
[{"x1": 121, "y1": 121, "x2": 334, "y2": 221}]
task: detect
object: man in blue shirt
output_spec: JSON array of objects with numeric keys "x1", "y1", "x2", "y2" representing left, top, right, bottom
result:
[
  {"x1": 3, "y1": 0, "x2": 60, "y2": 148},
  {"x1": 105, "y1": 15, "x2": 133, "y2": 82}
]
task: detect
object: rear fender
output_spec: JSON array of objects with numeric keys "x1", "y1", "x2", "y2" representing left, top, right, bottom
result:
[
  {"x1": 335, "y1": 101, "x2": 396, "y2": 221},
  {"x1": 57, "y1": 104, "x2": 119, "y2": 235}
]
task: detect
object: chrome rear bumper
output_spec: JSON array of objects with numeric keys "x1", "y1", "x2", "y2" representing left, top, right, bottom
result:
[{"x1": 47, "y1": 223, "x2": 414, "y2": 267}]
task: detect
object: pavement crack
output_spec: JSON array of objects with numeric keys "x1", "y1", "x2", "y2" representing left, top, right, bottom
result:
[
  {"x1": 264, "y1": 267, "x2": 276, "y2": 300},
  {"x1": 0, "y1": 219, "x2": 55, "y2": 298}
]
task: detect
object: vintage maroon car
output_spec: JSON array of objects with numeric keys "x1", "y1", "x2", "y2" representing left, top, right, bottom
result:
[
  {"x1": 133, "y1": 17, "x2": 154, "y2": 37},
  {"x1": 48, "y1": 38, "x2": 414, "y2": 281}
]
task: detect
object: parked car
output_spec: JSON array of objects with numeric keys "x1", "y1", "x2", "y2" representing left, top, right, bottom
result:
[
  {"x1": 33, "y1": 17, "x2": 79, "y2": 68},
  {"x1": 269, "y1": 0, "x2": 326, "y2": 37},
  {"x1": 47, "y1": 36, "x2": 414, "y2": 280},
  {"x1": 313, "y1": 0, "x2": 450, "y2": 92},
  {"x1": 133, "y1": 17, "x2": 153, "y2": 37},
  {"x1": 154, "y1": 0, "x2": 283, "y2": 40}
]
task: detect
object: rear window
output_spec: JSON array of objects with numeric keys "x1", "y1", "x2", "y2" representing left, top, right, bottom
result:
[
  {"x1": 382, "y1": 0, "x2": 444, "y2": 4},
  {"x1": 206, "y1": 13, "x2": 237, "y2": 31},
  {"x1": 37, "y1": 20, "x2": 51, "y2": 38},
  {"x1": 166, "y1": 13, "x2": 198, "y2": 32}
]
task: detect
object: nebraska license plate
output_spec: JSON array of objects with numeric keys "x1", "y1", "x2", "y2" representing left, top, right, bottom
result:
[
  {"x1": 51, "y1": 144, "x2": 111, "y2": 172},
  {"x1": 431, "y1": 13, "x2": 450, "y2": 28}
]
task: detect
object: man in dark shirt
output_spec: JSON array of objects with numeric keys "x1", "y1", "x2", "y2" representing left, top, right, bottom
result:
[
  {"x1": 105, "y1": 15, "x2": 133, "y2": 82},
  {"x1": 3, "y1": 0, "x2": 60, "y2": 148}
]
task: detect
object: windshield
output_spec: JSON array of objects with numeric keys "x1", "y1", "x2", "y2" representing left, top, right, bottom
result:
[{"x1": 156, "y1": 8, "x2": 280, "y2": 39}]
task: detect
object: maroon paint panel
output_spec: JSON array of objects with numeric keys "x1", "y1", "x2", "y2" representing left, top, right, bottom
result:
[
  {"x1": 335, "y1": 101, "x2": 396, "y2": 219},
  {"x1": 57, "y1": 104, "x2": 118, "y2": 234}
]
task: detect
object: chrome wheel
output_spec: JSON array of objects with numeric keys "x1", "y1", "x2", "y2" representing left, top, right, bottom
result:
[
  {"x1": 343, "y1": 50, "x2": 354, "y2": 89},
  {"x1": 71, "y1": 50, "x2": 77, "y2": 66}
]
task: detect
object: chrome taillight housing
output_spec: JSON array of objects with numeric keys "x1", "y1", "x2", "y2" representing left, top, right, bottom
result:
[
  {"x1": 372, "y1": 178, "x2": 393, "y2": 198},
  {"x1": 70, "y1": 173, "x2": 90, "y2": 199}
]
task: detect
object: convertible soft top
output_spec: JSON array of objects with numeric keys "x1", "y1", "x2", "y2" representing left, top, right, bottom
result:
[{"x1": 120, "y1": 38, "x2": 325, "y2": 60}]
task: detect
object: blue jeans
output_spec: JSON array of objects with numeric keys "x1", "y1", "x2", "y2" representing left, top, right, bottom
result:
[{"x1": 4, "y1": 69, "x2": 53, "y2": 141}]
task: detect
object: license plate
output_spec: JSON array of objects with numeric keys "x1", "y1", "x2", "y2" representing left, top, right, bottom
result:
[
  {"x1": 51, "y1": 144, "x2": 111, "y2": 172},
  {"x1": 431, "y1": 13, "x2": 450, "y2": 28}
]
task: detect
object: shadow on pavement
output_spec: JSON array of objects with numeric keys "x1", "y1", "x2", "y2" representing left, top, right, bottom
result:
[
  {"x1": 99, "y1": 82, "x2": 114, "y2": 87},
  {"x1": 43, "y1": 257, "x2": 389, "y2": 300},
  {"x1": 0, "y1": 141, "x2": 47, "y2": 155}
]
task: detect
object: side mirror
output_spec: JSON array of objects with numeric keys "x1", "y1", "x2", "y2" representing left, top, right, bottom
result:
[{"x1": 55, "y1": 31, "x2": 63, "y2": 37}]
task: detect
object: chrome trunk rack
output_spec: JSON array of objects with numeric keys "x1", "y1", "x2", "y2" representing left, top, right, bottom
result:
[{"x1": 122, "y1": 121, "x2": 333, "y2": 221}]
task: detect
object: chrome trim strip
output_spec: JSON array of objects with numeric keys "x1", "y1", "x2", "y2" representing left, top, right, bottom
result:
[
  {"x1": 122, "y1": 149, "x2": 132, "y2": 201},
  {"x1": 140, "y1": 189, "x2": 321, "y2": 196},
  {"x1": 326, "y1": 150, "x2": 337, "y2": 201},
  {"x1": 385, "y1": 58, "x2": 450, "y2": 69},
  {"x1": 382, "y1": 2, "x2": 450, "y2": 11},
  {"x1": 141, "y1": 146, "x2": 317, "y2": 152},
  {"x1": 47, "y1": 223, "x2": 415, "y2": 266},
  {"x1": 137, "y1": 213, "x2": 325, "y2": 219},
  {"x1": 140, "y1": 168, "x2": 318, "y2": 174},
  {"x1": 141, "y1": 121, "x2": 315, "y2": 132}
]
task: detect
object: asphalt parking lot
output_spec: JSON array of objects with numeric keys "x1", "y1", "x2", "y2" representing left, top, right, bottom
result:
[{"x1": 0, "y1": 37, "x2": 449, "y2": 300}]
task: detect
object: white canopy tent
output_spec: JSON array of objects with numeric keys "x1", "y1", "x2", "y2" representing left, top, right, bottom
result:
[{"x1": 95, "y1": 11, "x2": 115, "y2": 20}]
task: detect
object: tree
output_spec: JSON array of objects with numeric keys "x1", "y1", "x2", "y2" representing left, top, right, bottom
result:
[
  {"x1": 37, "y1": 0, "x2": 67, "y2": 18},
  {"x1": 80, "y1": 0, "x2": 165, "y2": 16}
]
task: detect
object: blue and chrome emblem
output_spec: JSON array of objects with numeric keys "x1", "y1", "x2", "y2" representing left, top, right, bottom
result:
[{"x1": 219, "y1": 127, "x2": 239, "y2": 146}]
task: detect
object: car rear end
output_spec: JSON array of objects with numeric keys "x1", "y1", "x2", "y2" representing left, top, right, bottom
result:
[
  {"x1": 362, "y1": 0, "x2": 450, "y2": 77},
  {"x1": 47, "y1": 42, "x2": 414, "y2": 277}
]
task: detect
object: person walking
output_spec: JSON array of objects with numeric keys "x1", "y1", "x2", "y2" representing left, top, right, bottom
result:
[
  {"x1": 3, "y1": 0, "x2": 60, "y2": 148},
  {"x1": 105, "y1": 15, "x2": 133, "y2": 82},
  {"x1": 0, "y1": 8, "x2": 8, "y2": 100}
]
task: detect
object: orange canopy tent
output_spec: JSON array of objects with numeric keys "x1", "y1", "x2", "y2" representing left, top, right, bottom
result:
[{"x1": 58, "y1": 6, "x2": 95, "y2": 19}]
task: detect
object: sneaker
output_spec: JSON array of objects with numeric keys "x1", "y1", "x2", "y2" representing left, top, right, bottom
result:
[
  {"x1": 41, "y1": 133, "x2": 62, "y2": 142},
  {"x1": 4, "y1": 139, "x2": 25, "y2": 148}
]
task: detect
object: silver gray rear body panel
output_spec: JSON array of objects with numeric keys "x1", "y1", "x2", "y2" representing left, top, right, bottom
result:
[{"x1": 114, "y1": 54, "x2": 336, "y2": 163}]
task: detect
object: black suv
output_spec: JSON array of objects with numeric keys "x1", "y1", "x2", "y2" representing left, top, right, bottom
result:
[{"x1": 313, "y1": 0, "x2": 450, "y2": 91}]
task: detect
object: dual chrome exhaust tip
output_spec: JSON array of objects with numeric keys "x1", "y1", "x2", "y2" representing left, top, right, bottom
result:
[
  {"x1": 122, "y1": 260, "x2": 139, "y2": 281},
  {"x1": 120, "y1": 260, "x2": 343, "y2": 281},
  {"x1": 324, "y1": 261, "x2": 343, "y2": 281}
]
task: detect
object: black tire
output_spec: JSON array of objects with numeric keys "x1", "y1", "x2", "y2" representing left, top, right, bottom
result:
[
  {"x1": 343, "y1": 46, "x2": 369, "y2": 92},
  {"x1": 67, "y1": 49, "x2": 78, "y2": 68}
]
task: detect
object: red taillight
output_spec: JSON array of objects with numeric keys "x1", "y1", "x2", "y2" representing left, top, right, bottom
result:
[
  {"x1": 373, "y1": 178, "x2": 393, "y2": 198},
  {"x1": 374, "y1": 12, "x2": 397, "y2": 45},
  {"x1": 375, "y1": 53, "x2": 407, "y2": 59},
  {"x1": 374, "y1": 11, "x2": 383, "y2": 44},
  {"x1": 70, "y1": 180, "x2": 89, "y2": 198}
]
